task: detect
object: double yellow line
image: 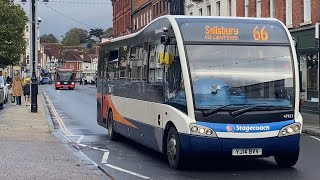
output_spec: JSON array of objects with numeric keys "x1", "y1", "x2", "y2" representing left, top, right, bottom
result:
[{"x1": 44, "y1": 93, "x2": 74, "y2": 136}]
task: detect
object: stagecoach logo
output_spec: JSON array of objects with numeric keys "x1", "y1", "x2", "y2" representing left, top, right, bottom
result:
[{"x1": 226, "y1": 125, "x2": 235, "y2": 132}]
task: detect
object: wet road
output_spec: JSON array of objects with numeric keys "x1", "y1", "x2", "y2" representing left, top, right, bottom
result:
[{"x1": 40, "y1": 84, "x2": 320, "y2": 180}]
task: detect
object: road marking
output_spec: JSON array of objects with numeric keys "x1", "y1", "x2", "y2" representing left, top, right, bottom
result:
[
  {"x1": 76, "y1": 135, "x2": 84, "y2": 144},
  {"x1": 101, "y1": 152, "x2": 110, "y2": 164},
  {"x1": 104, "y1": 164, "x2": 150, "y2": 179},
  {"x1": 310, "y1": 136, "x2": 320, "y2": 142},
  {"x1": 44, "y1": 93, "x2": 74, "y2": 136}
]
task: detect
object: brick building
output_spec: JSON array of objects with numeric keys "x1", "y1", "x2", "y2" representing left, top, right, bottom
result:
[
  {"x1": 236, "y1": 0, "x2": 319, "y2": 114},
  {"x1": 112, "y1": 0, "x2": 131, "y2": 37},
  {"x1": 132, "y1": 0, "x2": 169, "y2": 32}
]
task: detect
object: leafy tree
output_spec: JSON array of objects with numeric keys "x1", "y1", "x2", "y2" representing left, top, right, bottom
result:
[
  {"x1": 103, "y1": 27, "x2": 113, "y2": 37},
  {"x1": 89, "y1": 28, "x2": 104, "y2": 41},
  {"x1": 0, "y1": 0, "x2": 28, "y2": 67},
  {"x1": 62, "y1": 28, "x2": 88, "y2": 46},
  {"x1": 40, "y1": 34, "x2": 59, "y2": 43}
]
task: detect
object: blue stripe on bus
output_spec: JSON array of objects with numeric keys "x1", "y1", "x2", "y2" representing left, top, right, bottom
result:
[
  {"x1": 179, "y1": 133, "x2": 300, "y2": 156},
  {"x1": 197, "y1": 120, "x2": 295, "y2": 133}
]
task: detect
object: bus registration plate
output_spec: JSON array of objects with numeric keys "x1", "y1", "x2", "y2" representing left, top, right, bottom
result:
[{"x1": 232, "y1": 148, "x2": 262, "y2": 156}]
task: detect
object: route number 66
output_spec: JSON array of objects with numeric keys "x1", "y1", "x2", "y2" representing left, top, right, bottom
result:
[{"x1": 253, "y1": 26, "x2": 268, "y2": 41}]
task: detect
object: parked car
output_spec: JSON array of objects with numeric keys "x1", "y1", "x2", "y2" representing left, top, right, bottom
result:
[
  {"x1": 39, "y1": 77, "x2": 52, "y2": 85},
  {"x1": 0, "y1": 76, "x2": 9, "y2": 105}
]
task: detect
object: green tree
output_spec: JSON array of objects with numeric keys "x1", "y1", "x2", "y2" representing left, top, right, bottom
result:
[
  {"x1": 103, "y1": 27, "x2": 113, "y2": 37},
  {"x1": 40, "y1": 34, "x2": 59, "y2": 43},
  {"x1": 61, "y1": 28, "x2": 88, "y2": 46},
  {"x1": 89, "y1": 28, "x2": 104, "y2": 41},
  {"x1": 0, "y1": 0, "x2": 28, "y2": 68}
]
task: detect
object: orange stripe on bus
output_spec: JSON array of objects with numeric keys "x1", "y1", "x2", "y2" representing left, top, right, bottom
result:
[{"x1": 105, "y1": 95, "x2": 138, "y2": 129}]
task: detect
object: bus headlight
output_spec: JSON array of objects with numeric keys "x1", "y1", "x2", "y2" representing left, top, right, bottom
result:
[
  {"x1": 56, "y1": 82, "x2": 60, "y2": 85},
  {"x1": 190, "y1": 124, "x2": 217, "y2": 137},
  {"x1": 278, "y1": 122, "x2": 301, "y2": 137},
  {"x1": 71, "y1": 82, "x2": 75, "y2": 85}
]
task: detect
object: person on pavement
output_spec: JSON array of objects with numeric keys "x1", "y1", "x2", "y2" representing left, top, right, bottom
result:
[
  {"x1": 12, "y1": 73, "x2": 23, "y2": 106},
  {"x1": 80, "y1": 77, "x2": 83, "y2": 85},
  {"x1": 23, "y1": 79, "x2": 31, "y2": 106}
]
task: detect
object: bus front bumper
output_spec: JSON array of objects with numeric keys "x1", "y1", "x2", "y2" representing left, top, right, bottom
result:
[{"x1": 179, "y1": 133, "x2": 300, "y2": 157}]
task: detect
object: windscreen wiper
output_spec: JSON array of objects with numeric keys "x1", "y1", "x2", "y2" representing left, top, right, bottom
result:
[
  {"x1": 200, "y1": 104, "x2": 234, "y2": 117},
  {"x1": 230, "y1": 104, "x2": 267, "y2": 117}
]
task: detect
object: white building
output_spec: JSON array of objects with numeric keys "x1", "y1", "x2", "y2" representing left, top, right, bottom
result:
[
  {"x1": 185, "y1": 0, "x2": 237, "y2": 17},
  {"x1": 81, "y1": 54, "x2": 98, "y2": 82},
  {"x1": 20, "y1": 20, "x2": 41, "y2": 78}
]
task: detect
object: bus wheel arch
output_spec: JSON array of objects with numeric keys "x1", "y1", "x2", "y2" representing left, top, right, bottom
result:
[
  {"x1": 163, "y1": 121, "x2": 185, "y2": 169},
  {"x1": 107, "y1": 108, "x2": 118, "y2": 141}
]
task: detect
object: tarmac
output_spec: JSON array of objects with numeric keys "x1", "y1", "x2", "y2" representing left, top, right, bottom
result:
[
  {"x1": 0, "y1": 92, "x2": 318, "y2": 179},
  {"x1": 0, "y1": 95, "x2": 105, "y2": 180},
  {"x1": 301, "y1": 112, "x2": 320, "y2": 136}
]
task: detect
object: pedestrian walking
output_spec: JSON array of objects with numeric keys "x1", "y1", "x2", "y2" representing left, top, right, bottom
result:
[
  {"x1": 23, "y1": 79, "x2": 31, "y2": 106},
  {"x1": 80, "y1": 77, "x2": 83, "y2": 85},
  {"x1": 12, "y1": 73, "x2": 23, "y2": 106}
]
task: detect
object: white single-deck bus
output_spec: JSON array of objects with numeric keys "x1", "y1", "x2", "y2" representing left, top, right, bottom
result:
[{"x1": 97, "y1": 15, "x2": 302, "y2": 169}]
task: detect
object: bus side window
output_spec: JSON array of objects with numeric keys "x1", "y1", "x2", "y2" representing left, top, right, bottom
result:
[
  {"x1": 164, "y1": 44, "x2": 187, "y2": 113},
  {"x1": 147, "y1": 44, "x2": 165, "y2": 103}
]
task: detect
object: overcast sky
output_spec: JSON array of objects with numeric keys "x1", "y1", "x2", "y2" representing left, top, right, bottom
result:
[{"x1": 14, "y1": 0, "x2": 113, "y2": 40}]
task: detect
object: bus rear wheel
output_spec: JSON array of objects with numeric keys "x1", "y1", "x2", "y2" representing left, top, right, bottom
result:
[
  {"x1": 107, "y1": 110, "x2": 118, "y2": 141},
  {"x1": 274, "y1": 147, "x2": 299, "y2": 168},
  {"x1": 167, "y1": 127, "x2": 184, "y2": 169}
]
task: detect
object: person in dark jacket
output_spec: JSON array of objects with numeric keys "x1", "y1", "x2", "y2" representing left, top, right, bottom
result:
[{"x1": 23, "y1": 79, "x2": 31, "y2": 106}]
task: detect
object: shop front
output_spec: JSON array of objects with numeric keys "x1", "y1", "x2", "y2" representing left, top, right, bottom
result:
[{"x1": 291, "y1": 24, "x2": 320, "y2": 116}]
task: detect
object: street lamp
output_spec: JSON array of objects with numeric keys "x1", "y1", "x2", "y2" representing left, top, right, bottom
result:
[
  {"x1": 21, "y1": 0, "x2": 49, "y2": 113},
  {"x1": 315, "y1": 23, "x2": 320, "y2": 121}
]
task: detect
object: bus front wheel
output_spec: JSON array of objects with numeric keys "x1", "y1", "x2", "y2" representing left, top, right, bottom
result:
[
  {"x1": 107, "y1": 111, "x2": 118, "y2": 141},
  {"x1": 167, "y1": 127, "x2": 184, "y2": 169},
  {"x1": 274, "y1": 147, "x2": 299, "y2": 168}
]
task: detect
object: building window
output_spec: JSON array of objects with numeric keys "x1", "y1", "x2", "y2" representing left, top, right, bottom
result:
[
  {"x1": 156, "y1": 2, "x2": 159, "y2": 16},
  {"x1": 270, "y1": 0, "x2": 275, "y2": 17},
  {"x1": 25, "y1": 25, "x2": 28, "y2": 32},
  {"x1": 207, "y1": 5, "x2": 211, "y2": 16},
  {"x1": 228, "y1": 0, "x2": 232, "y2": 16},
  {"x1": 137, "y1": 17, "x2": 139, "y2": 29},
  {"x1": 163, "y1": 0, "x2": 166, "y2": 13},
  {"x1": 190, "y1": 12, "x2": 193, "y2": 16},
  {"x1": 153, "y1": 5, "x2": 155, "y2": 18},
  {"x1": 245, "y1": 0, "x2": 249, "y2": 17},
  {"x1": 286, "y1": 0, "x2": 292, "y2": 26},
  {"x1": 133, "y1": 18, "x2": 136, "y2": 30},
  {"x1": 216, "y1": 1, "x2": 221, "y2": 16},
  {"x1": 199, "y1": 8, "x2": 202, "y2": 16},
  {"x1": 159, "y1": 1, "x2": 162, "y2": 13},
  {"x1": 26, "y1": 55, "x2": 30, "y2": 65},
  {"x1": 140, "y1": 14, "x2": 144, "y2": 28},
  {"x1": 303, "y1": 0, "x2": 311, "y2": 22},
  {"x1": 256, "y1": 0, "x2": 261, "y2": 17}
]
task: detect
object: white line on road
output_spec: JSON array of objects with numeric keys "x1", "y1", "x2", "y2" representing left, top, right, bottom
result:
[
  {"x1": 104, "y1": 164, "x2": 150, "y2": 179},
  {"x1": 310, "y1": 136, "x2": 320, "y2": 142},
  {"x1": 76, "y1": 135, "x2": 84, "y2": 144},
  {"x1": 101, "y1": 152, "x2": 110, "y2": 164}
]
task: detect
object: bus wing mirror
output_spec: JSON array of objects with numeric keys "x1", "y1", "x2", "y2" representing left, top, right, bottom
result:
[{"x1": 161, "y1": 35, "x2": 166, "y2": 44}]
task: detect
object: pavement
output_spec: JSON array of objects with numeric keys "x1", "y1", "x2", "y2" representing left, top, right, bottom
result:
[
  {"x1": 0, "y1": 95, "x2": 105, "y2": 180},
  {"x1": 301, "y1": 112, "x2": 320, "y2": 136}
]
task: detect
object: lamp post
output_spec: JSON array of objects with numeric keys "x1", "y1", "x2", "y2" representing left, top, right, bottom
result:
[
  {"x1": 315, "y1": 23, "x2": 319, "y2": 122},
  {"x1": 21, "y1": 0, "x2": 49, "y2": 113}
]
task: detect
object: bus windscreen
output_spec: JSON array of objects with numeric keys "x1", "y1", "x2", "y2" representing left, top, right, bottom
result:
[
  {"x1": 57, "y1": 72, "x2": 74, "y2": 81},
  {"x1": 177, "y1": 19, "x2": 289, "y2": 44}
]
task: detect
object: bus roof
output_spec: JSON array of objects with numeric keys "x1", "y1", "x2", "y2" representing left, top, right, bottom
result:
[{"x1": 100, "y1": 15, "x2": 288, "y2": 46}]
